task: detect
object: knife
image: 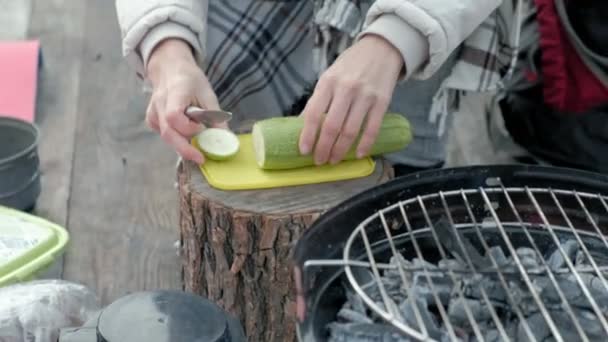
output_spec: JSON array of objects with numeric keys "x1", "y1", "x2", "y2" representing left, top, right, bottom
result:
[{"x1": 185, "y1": 106, "x2": 233, "y2": 126}]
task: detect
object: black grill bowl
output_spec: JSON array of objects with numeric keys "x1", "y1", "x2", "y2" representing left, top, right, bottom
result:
[{"x1": 292, "y1": 165, "x2": 608, "y2": 342}]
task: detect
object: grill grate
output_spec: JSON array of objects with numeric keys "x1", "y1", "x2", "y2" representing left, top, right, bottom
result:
[{"x1": 305, "y1": 180, "x2": 608, "y2": 341}]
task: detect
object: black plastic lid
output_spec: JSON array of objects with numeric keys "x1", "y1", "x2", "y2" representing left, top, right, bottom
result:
[{"x1": 96, "y1": 290, "x2": 245, "y2": 342}]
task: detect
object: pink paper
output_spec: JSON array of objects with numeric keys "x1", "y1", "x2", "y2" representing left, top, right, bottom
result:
[{"x1": 0, "y1": 40, "x2": 41, "y2": 122}]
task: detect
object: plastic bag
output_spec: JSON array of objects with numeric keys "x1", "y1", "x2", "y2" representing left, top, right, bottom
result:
[{"x1": 0, "y1": 280, "x2": 100, "y2": 342}]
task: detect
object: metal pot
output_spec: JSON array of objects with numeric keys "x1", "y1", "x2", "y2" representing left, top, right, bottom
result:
[
  {"x1": 292, "y1": 165, "x2": 608, "y2": 341},
  {"x1": 0, "y1": 116, "x2": 41, "y2": 211}
]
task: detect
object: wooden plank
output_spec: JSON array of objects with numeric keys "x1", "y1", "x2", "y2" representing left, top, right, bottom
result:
[
  {"x1": 0, "y1": 0, "x2": 32, "y2": 40},
  {"x1": 26, "y1": 0, "x2": 88, "y2": 279},
  {"x1": 61, "y1": 0, "x2": 182, "y2": 304}
]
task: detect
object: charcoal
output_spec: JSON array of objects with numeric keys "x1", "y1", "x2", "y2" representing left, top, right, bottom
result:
[
  {"x1": 521, "y1": 308, "x2": 608, "y2": 342},
  {"x1": 327, "y1": 322, "x2": 411, "y2": 342},
  {"x1": 441, "y1": 334, "x2": 465, "y2": 342},
  {"x1": 534, "y1": 276, "x2": 570, "y2": 305},
  {"x1": 565, "y1": 308, "x2": 608, "y2": 340},
  {"x1": 462, "y1": 277, "x2": 508, "y2": 303},
  {"x1": 567, "y1": 273, "x2": 608, "y2": 311},
  {"x1": 338, "y1": 308, "x2": 374, "y2": 324},
  {"x1": 447, "y1": 297, "x2": 492, "y2": 326},
  {"x1": 399, "y1": 296, "x2": 442, "y2": 340},
  {"x1": 484, "y1": 329, "x2": 501, "y2": 342},
  {"x1": 447, "y1": 327, "x2": 468, "y2": 342},
  {"x1": 547, "y1": 240, "x2": 579, "y2": 271},
  {"x1": 575, "y1": 250, "x2": 586, "y2": 265},
  {"x1": 517, "y1": 313, "x2": 550, "y2": 342},
  {"x1": 551, "y1": 309, "x2": 608, "y2": 341},
  {"x1": 346, "y1": 289, "x2": 367, "y2": 314},
  {"x1": 438, "y1": 258, "x2": 466, "y2": 271},
  {"x1": 434, "y1": 217, "x2": 488, "y2": 269},
  {"x1": 411, "y1": 272, "x2": 452, "y2": 305},
  {"x1": 374, "y1": 276, "x2": 403, "y2": 294},
  {"x1": 536, "y1": 273, "x2": 608, "y2": 312},
  {"x1": 352, "y1": 268, "x2": 377, "y2": 298},
  {"x1": 385, "y1": 296, "x2": 405, "y2": 323},
  {"x1": 416, "y1": 257, "x2": 440, "y2": 269},
  {"x1": 574, "y1": 272, "x2": 608, "y2": 295},
  {"x1": 516, "y1": 247, "x2": 542, "y2": 270},
  {"x1": 386, "y1": 254, "x2": 413, "y2": 282},
  {"x1": 327, "y1": 238, "x2": 606, "y2": 342},
  {"x1": 359, "y1": 267, "x2": 409, "y2": 304},
  {"x1": 487, "y1": 246, "x2": 509, "y2": 268},
  {"x1": 362, "y1": 282, "x2": 408, "y2": 304},
  {"x1": 360, "y1": 283, "x2": 381, "y2": 302},
  {"x1": 502, "y1": 320, "x2": 519, "y2": 341}
]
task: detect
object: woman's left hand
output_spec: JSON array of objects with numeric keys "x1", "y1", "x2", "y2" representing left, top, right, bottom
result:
[{"x1": 299, "y1": 35, "x2": 404, "y2": 165}]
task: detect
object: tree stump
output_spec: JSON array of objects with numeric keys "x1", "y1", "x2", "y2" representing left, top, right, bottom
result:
[{"x1": 177, "y1": 159, "x2": 393, "y2": 342}]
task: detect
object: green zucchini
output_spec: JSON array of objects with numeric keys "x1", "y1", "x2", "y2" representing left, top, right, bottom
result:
[
  {"x1": 252, "y1": 113, "x2": 413, "y2": 170},
  {"x1": 196, "y1": 128, "x2": 240, "y2": 161}
]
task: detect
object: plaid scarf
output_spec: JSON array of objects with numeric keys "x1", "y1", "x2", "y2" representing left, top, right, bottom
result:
[
  {"x1": 199, "y1": 1, "x2": 524, "y2": 137},
  {"x1": 312, "y1": 0, "x2": 373, "y2": 74}
]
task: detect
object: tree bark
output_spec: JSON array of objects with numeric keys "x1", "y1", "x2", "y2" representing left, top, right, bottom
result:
[{"x1": 178, "y1": 159, "x2": 393, "y2": 342}]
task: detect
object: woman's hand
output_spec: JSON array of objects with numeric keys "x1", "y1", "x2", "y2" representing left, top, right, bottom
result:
[
  {"x1": 299, "y1": 35, "x2": 404, "y2": 165},
  {"x1": 146, "y1": 38, "x2": 224, "y2": 164}
]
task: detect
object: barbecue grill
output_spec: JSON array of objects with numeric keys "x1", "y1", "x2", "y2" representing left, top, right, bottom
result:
[{"x1": 293, "y1": 165, "x2": 608, "y2": 342}]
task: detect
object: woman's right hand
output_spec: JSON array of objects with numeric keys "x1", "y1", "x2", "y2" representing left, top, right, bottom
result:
[{"x1": 146, "y1": 38, "x2": 224, "y2": 164}]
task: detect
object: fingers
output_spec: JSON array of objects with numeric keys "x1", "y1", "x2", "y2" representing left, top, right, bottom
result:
[
  {"x1": 149, "y1": 89, "x2": 205, "y2": 164},
  {"x1": 356, "y1": 99, "x2": 389, "y2": 158},
  {"x1": 300, "y1": 74, "x2": 389, "y2": 165},
  {"x1": 144, "y1": 63, "x2": 222, "y2": 165},
  {"x1": 329, "y1": 94, "x2": 374, "y2": 164},
  {"x1": 313, "y1": 85, "x2": 352, "y2": 165},
  {"x1": 165, "y1": 91, "x2": 203, "y2": 137},
  {"x1": 159, "y1": 117, "x2": 205, "y2": 164},
  {"x1": 299, "y1": 81, "x2": 331, "y2": 156}
]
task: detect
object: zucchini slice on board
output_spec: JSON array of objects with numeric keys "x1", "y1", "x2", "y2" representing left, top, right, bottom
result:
[{"x1": 196, "y1": 128, "x2": 240, "y2": 161}]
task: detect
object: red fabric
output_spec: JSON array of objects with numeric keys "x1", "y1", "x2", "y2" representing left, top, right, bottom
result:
[{"x1": 533, "y1": 0, "x2": 608, "y2": 113}]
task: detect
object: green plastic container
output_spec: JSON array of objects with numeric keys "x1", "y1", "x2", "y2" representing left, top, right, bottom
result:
[{"x1": 0, "y1": 205, "x2": 69, "y2": 286}]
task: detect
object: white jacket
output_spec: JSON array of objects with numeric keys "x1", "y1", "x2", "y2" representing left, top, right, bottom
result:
[{"x1": 115, "y1": 0, "x2": 501, "y2": 80}]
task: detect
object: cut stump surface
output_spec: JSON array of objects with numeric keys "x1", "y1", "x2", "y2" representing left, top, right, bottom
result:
[{"x1": 178, "y1": 159, "x2": 393, "y2": 341}]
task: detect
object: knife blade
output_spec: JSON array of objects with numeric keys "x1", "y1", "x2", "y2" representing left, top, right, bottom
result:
[{"x1": 185, "y1": 106, "x2": 232, "y2": 126}]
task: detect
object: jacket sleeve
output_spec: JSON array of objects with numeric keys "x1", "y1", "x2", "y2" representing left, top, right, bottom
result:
[
  {"x1": 115, "y1": 0, "x2": 208, "y2": 78},
  {"x1": 359, "y1": 0, "x2": 502, "y2": 80}
]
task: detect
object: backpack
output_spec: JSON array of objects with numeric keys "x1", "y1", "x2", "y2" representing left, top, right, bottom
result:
[{"x1": 499, "y1": 0, "x2": 608, "y2": 172}]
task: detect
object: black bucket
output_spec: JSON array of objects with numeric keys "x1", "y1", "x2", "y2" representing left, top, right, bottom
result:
[{"x1": 0, "y1": 116, "x2": 41, "y2": 211}]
